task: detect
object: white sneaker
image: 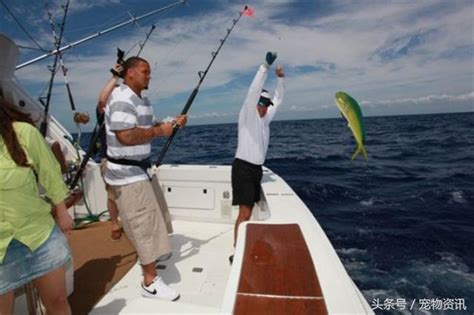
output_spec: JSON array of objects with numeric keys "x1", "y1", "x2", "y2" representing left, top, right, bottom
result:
[{"x1": 141, "y1": 276, "x2": 180, "y2": 301}]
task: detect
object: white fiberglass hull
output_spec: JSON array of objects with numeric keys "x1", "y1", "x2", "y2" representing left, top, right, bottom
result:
[{"x1": 91, "y1": 164, "x2": 373, "y2": 314}]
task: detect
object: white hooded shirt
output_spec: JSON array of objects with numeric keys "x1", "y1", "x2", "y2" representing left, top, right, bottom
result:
[{"x1": 235, "y1": 64, "x2": 285, "y2": 165}]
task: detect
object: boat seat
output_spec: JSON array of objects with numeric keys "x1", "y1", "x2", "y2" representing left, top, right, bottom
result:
[{"x1": 234, "y1": 223, "x2": 328, "y2": 315}]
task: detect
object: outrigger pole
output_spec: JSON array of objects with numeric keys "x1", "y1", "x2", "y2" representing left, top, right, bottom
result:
[
  {"x1": 45, "y1": 4, "x2": 76, "y2": 112},
  {"x1": 154, "y1": 5, "x2": 249, "y2": 167},
  {"x1": 40, "y1": 0, "x2": 70, "y2": 136},
  {"x1": 15, "y1": 0, "x2": 185, "y2": 70}
]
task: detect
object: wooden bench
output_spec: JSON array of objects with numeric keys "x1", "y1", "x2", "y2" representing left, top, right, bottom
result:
[{"x1": 234, "y1": 223, "x2": 328, "y2": 315}]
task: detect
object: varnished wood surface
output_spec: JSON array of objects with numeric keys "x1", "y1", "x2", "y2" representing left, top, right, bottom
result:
[
  {"x1": 234, "y1": 295, "x2": 327, "y2": 315},
  {"x1": 235, "y1": 223, "x2": 328, "y2": 315},
  {"x1": 67, "y1": 221, "x2": 137, "y2": 315}
]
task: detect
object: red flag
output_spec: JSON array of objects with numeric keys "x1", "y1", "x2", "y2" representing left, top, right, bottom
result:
[{"x1": 243, "y1": 6, "x2": 254, "y2": 17}]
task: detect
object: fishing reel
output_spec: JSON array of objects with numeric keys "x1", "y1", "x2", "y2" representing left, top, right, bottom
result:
[
  {"x1": 73, "y1": 111, "x2": 90, "y2": 125},
  {"x1": 65, "y1": 160, "x2": 81, "y2": 188},
  {"x1": 110, "y1": 48, "x2": 125, "y2": 78}
]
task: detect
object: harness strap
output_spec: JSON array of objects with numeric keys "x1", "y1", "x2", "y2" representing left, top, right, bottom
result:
[{"x1": 107, "y1": 156, "x2": 152, "y2": 181}]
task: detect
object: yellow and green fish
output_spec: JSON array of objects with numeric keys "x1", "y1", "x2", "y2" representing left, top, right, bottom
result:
[{"x1": 335, "y1": 91, "x2": 368, "y2": 161}]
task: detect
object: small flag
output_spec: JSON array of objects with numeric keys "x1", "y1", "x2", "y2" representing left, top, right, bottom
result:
[{"x1": 243, "y1": 6, "x2": 254, "y2": 17}]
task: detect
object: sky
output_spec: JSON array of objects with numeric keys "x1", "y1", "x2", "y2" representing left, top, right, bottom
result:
[{"x1": 1, "y1": 0, "x2": 473, "y2": 132}]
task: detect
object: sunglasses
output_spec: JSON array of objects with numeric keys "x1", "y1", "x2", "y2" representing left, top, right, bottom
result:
[{"x1": 258, "y1": 96, "x2": 271, "y2": 107}]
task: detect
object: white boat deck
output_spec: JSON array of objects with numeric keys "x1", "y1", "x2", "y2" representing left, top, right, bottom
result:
[
  {"x1": 89, "y1": 165, "x2": 373, "y2": 314},
  {"x1": 92, "y1": 219, "x2": 234, "y2": 314}
]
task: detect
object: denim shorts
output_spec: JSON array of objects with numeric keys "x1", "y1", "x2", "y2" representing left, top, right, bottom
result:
[{"x1": 0, "y1": 225, "x2": 71, "y2": 294}]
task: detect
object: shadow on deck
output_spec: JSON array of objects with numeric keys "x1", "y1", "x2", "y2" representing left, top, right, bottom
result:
[{"x1": 67, "y1": 221, "x2": 137, "y2": 314}]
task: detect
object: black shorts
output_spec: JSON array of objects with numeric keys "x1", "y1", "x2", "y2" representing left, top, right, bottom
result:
[{"x1": 231, "y1": 158, "x2": 263, "y2": 206}]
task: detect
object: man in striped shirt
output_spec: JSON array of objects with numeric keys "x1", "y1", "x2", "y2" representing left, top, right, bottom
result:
[{"x1": 104, "y1": 56, "x2": 187, "y2": 301}]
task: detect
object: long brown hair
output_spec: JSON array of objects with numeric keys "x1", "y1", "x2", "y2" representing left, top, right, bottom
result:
[{"x1": 0, "y1": 99, "x2": 35, "y2": 167}]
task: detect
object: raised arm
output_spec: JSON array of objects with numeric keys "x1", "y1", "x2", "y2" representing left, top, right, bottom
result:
[
  {"x1": 266, "y1": 65, "x2": 285, "y2": 121},
  {"x1": 240, "y1": 52, "x2": 277, "y2": 119},
  {"x1": 241, "y1": 64, "x2": 268, "y2": 116},
  {"x1": 97, "y1": 64, "x2": 123, "y2": 114}
]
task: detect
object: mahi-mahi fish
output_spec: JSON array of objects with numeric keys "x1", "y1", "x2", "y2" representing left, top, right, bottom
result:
[{"x1": 334, "y1": 91, "x2": 368, "y2": 161}]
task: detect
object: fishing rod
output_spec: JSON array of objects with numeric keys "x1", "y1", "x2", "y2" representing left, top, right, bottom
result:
[
  {"x1": 153, "y1": 5, "x2": 250, "y2": 167},
  {"x1": 137, "y1": 24, "x2": 156, "y2": 56},
  {"x1": 40, "y1": 0, "x2": 70, "y2": 136},
  {"x1": 46, "y1": 4, "x2": 76, "y2": 112},
  {"x1": 68, "y1": 122, "x2": 102, "y2": 190},
  {"x1": 123, "y1": 24, "x2": 156, "y2": 61},
  {"x1": 16, "y1": 0, "x2": 186, "y2": 70}
]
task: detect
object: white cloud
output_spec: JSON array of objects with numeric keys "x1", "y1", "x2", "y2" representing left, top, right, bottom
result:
[
  {"x1": 5, "y1": 0, "x2": 474, "y2": 130},
  {"x1": 361, "y1": 92, "x2": 474, "y2": 107}
]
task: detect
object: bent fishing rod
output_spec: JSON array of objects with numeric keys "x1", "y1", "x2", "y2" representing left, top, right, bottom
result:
[{"x1": 153, "y1": 5, "x2": 250, "y2": 167}]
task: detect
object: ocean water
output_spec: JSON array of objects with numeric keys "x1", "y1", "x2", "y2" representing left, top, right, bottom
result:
[{"x1": 81, "y1": 112, "x2": 474, "y2": 314}]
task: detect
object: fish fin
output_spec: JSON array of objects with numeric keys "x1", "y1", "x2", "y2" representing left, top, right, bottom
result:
[{"x1": 351, "y1": 144, "x2": 368, "y2": 161}]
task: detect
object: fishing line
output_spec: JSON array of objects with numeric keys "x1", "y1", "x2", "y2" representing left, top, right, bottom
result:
[
  {"x1": 16, "y1": 45, "x2": 47, "y2": 52},
  {"x1": 65, "y1": 12, "x2": 129, "y2": 37},
  {"x1": 153, "y1": 5, "x2": 251, "y2": 167},
  {"x1": 1, "y1": 0, "x2": 47, "y2": 52},
  {"x1": 124, "y1": 24, "x2": 156, "y2": 57},
  {"x1": 136, "y1": 24, "x2": 156, "y2": 56},
  {"x1": 16, "y1": 0, "x2": 186, "y2": 70},
  {"x1": 148, "y1": 38, "x2": 193, "y2": 100},
  {"x1": 148, "y1": 22, "x2": 219, "y2": 99},
  {"x1": 38, "y1": 65, "x2": 60, "y2": 103},
  {"x1": 124, "y1": 40, "x2": 142, "y2": 56},
  {"x1": 122, "y1": 2, "x2": 174, "y2": 57},
  {"x1": 39, "y1": 0, "x2": 70, "y2": 136},
  {"x1": 46, "y1": 5, "x2": 76, "y2": 112}
]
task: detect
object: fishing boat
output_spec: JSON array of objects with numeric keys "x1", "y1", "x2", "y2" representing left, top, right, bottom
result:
[{"x1": 1, "y1": 4, "x2": 373, "y2": 314}]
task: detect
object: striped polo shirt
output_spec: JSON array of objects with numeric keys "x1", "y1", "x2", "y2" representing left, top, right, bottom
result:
[{"x1": 104, "y1": 84, "x2": 154, "y2": 185}]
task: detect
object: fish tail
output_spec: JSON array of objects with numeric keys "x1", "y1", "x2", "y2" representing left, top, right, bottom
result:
[
  {"x1": 351, "y1": 144, "x2": 368, "y2": 161},
  {"x1": 361, "y1": 145, "x2": 368, "y2": 161}
]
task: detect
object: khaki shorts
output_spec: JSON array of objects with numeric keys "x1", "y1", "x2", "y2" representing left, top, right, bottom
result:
[
  {"x1": 110, "y1": 179, "x2": 172, "y2": 265},
  {"x1": 100, "y1": 159, "x2": 116, "y2": 201}
]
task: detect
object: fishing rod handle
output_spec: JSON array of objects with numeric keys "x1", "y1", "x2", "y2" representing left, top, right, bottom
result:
[
  {"x1": 154, "y1": 127, "x2": 179, "y2": 167},
  {"x1": 68, "y1": 123, "x2": 103, "y2": 189},
  {"x1": 154, "y1": 86, "x2": 197, "y2": 166}
]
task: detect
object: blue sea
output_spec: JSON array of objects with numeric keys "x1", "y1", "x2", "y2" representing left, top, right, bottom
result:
[{"x1": 81, "y1": 112, "x2": 474, "y2": 314}]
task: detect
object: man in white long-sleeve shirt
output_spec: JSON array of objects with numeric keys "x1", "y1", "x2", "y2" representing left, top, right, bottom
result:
[{"x1": 231, "y1": 52, "x2": 285, "y2": 259}]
